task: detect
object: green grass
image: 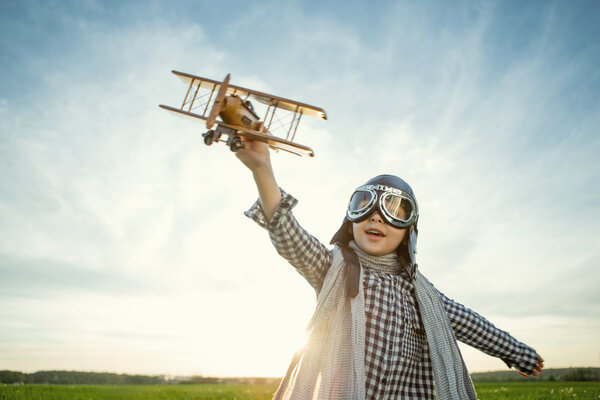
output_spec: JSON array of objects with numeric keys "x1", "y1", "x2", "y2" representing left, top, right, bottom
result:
[
  {"x1": 1, "y1": 381, "x2": 600, "y2": 399},
  {"x1": 475, "y1": 382, "x2": 600, "y2": 399},
  {"x1": 0, "y1": 383, "x2": 279, "y2": 400}
]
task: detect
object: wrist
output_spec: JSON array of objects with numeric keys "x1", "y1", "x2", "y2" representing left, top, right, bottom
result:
[{"x1": 251, "y1": 160, "x2": 273, "y2": 177}]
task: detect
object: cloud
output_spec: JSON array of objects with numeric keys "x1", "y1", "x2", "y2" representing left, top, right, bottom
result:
[{"x1": 0, "y1": 255, "x2": 144, "y2": 298}]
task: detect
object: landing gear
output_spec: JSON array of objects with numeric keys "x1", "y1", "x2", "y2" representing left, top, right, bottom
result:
[
  {"x1": 228, "y1": 135, "x2": 245, "y2": 152},
  {"x1": 201, "y1": 125, "x2": 244, "y2": 152},
  {"x1": 202, "y1": 130, "x2": 215, "y2": 146}
]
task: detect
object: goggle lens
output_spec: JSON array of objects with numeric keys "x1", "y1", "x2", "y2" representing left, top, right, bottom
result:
[
  {"x1": 382, "y1": 193, "x2": 412, "y2": 221},
  {"x1": 348, "y1": 191, "x2": 374, "y2": 213}
]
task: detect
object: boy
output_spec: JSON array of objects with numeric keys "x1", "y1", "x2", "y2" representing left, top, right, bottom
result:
[{"x1": 236, "y1": 137, "x2": 543, "y2": 399}]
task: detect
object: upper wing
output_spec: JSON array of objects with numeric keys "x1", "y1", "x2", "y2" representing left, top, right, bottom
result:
[{"x1": 171, "y1": 70, "x2": 327, "y2": 121}]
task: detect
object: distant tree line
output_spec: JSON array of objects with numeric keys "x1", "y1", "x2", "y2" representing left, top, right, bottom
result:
[
  {"x1": 0, "y1": 370, "x2": 281, "y2": 385},
  {"x1": 552, "y1": 368, "x2": 600, "y2": 382},
  {"x1": 181, "y1": 376, "x2": 280, "y2": 385},
  {"x1": 471, "y1": 367, "x2": 600, "y2": 382},
  {"x1": 0, "y1": 370, "x2": 163, "y2": 385}
]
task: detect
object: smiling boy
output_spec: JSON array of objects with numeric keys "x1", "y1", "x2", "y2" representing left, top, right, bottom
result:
[{"x1": 236, "y1": 136, "x2": 543, "y2": 399}]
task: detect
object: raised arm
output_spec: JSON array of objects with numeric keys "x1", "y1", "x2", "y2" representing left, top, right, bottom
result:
[
  {"x1": 236, "y1": 137, "x2": 332, "y2": 291},
  {"x1": 236, "y1": 136, "x2": 281, "y2": 221}
]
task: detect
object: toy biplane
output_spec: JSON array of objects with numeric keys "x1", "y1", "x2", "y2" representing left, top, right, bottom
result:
[{"x1": 159, "y1": 71, "x2": 327, "y2": 157}]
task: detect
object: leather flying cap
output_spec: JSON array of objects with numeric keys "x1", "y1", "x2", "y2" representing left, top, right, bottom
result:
[{"x1": 331, "y1": 174, "x2": 419, "y2": 266}]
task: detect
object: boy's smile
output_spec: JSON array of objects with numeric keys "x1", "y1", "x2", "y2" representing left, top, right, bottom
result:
[{"x1": 352, "y1": 212, "x2": 407, "y2": 256}]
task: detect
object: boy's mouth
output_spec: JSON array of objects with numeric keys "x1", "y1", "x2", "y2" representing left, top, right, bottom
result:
[{"x1": 365, "y1": 228, "x2": 385, "y2": 238}]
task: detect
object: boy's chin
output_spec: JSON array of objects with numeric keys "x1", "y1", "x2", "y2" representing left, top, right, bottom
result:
[{"x1": 355, "y1": 241, "x2": 396, "y2": 256}]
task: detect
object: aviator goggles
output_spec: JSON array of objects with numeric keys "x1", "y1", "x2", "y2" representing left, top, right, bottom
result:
[{"x1": 346, "y1": 184, "x2": 418, "y2": 229}]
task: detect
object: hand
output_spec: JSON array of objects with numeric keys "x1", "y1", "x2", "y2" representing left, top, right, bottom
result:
[
  {"x1": 516, "y1": 355, "x2": 544, "y2": 377},
  {"x1": 235, "y1": 135, "x2": 271, "y2": 172}
]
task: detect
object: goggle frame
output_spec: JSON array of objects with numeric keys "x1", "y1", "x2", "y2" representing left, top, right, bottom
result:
[{"x1": 346, "y1": 184, "x2": 418, "y2": 229}]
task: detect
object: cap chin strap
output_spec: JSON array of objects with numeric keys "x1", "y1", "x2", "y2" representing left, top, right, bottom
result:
[{"x1": 340, "y1": 245, "x2": 360, "y2": 298}]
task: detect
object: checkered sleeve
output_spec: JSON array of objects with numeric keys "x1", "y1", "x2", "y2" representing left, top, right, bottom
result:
[
  {"x1": 438, "y1": 291, "x2": 539, "y2": 375},
  {"x1": 244, "y1": 189, "x2": 333, "y2": 292}
]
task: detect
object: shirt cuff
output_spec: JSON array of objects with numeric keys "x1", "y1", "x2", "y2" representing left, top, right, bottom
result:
[
  {"x1": 244, "y1": 189, "x2": 299, "y2": 230},
  {"x1": 501, "y1": 343, "x2": 539, "y2": 375}
]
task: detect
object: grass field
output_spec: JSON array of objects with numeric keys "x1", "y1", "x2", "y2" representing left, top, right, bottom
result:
[
  {"x1": 0, "y1": 383, "x2": 279, "y2": 400},
  {"x1": 1, "y1": 381, "x2": 600, "y2": 399},
  {"x1": 475, "y1": 382, "x2": 600, "y2": 399}
]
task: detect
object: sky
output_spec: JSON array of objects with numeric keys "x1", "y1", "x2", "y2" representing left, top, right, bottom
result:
[{"x1": 1, "y1": 0, "x2": 599, "y2": 378}]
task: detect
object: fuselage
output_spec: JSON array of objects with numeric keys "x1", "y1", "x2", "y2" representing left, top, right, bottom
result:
[{"x1": 219, "y1": 95, "x2": 264, "y2": 132}]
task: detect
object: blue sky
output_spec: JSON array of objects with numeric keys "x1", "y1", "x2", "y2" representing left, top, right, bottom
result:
[{"x1": 1, "y1": 0, "x2": 599, "y2": 377}]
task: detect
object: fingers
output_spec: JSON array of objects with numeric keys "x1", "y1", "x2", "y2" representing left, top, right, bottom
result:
[
  {"x1": 239, "y1": 135, "x2": 267, "y2": 153},
  {"x1": 535, "y1": 356, "x2": 544, "y2": 373},
  {"x1": 514, "y1": 354, "x2": 544, "y2": 378},
  {"x1": 526, "y1": 355, "x2": 544, "y2": 377}
]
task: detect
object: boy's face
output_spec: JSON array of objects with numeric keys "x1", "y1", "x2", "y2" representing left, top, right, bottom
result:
[{"x1": 352, "y1": 211, "x2": 408, "y2": 256}]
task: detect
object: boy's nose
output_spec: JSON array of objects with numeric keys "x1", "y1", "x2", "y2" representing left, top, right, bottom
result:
[{"x1": 370, "y1": 212, "x2": 384, "y2": 223}]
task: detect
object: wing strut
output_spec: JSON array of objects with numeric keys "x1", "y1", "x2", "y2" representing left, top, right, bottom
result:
[
  {"x1": 290, "y1": 109, "x2": 303, "y2": 142},
  {"x1": 181, "y1": 79, "x2": 195, "y2": 109},
  {"x1": 286, "y1": 105, "x2": 300, "y2": 141},
  {"x1": 203, "y1": 83, "x2": 218, "y2": 117},
  {"x1": 266, "y1": 101, "x2": 278, "y2": 132},
  {"x1": 188, "y1": 81, "x2": 201, "y2": 112},
  {"x1": 262, "y1": 103, "x2": 273, "y2": 132}
]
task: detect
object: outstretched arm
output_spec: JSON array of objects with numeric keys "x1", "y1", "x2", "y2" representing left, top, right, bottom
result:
[
  {"x1": 236, "y1": 136, "x2": 281, "y2": 222},
  {"x1": 438, "y1": 291, "x2": 544, "y2": 377}
]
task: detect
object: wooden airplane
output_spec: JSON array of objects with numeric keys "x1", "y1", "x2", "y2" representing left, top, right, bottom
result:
[{"x1": 159, "y1": 71, "x2": 327, "y2": 157}]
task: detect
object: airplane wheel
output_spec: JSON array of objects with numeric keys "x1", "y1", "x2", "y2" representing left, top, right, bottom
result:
[
  {"x1": 229, "y1": 136, "x2": 245, "y2": 152},
  {"x1": 203, "y1": 130, "x2": 215, "y2": 146}
]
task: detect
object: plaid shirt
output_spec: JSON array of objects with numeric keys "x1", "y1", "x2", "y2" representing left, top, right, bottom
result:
[{"x1": 246, "y1": 191, "x2": 538, "y2": 399}]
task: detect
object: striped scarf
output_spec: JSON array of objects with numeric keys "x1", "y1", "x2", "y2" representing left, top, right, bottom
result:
[{"x1": 273, "y1": 244, "x2": 477, "y2": 399}]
